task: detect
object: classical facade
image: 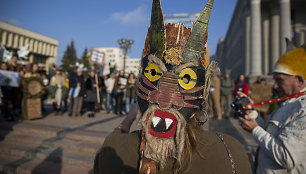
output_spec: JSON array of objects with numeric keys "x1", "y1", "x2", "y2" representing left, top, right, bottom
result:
[
  {"x1": 0, "y1": 21, "x2": 58, "y2": 70},
  {"x1": 94, "y1": 47, "x2": 140, "y2": 76},
  {"x1": 215, "y1": 0, "x2": 306, "y2": 79}
]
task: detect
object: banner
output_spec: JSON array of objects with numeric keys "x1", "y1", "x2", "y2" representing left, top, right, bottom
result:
[
  {"x1": 0, "y1": 70, "x2": 21, "y2": 87},
  {"x1": 89, "y1": 49, "x2": 105, "y2": 66}
]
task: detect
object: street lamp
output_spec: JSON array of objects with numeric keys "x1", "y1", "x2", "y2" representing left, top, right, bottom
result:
[{"x1": 118, "y1": 38, "x2": 134, "y2": 74}]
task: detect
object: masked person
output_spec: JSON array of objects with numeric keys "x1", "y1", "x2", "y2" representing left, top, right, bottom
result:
[
  {"x1": 94, "y1": 0, "x2": 251, "y2": 173},
  {"x1": 239, "y1": 44, "x2": 306, "y2": 173}
]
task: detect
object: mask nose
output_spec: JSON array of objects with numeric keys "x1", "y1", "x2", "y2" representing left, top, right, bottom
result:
[{"x1": 154, "y1": 72, "x2": 183, "y2": 109}]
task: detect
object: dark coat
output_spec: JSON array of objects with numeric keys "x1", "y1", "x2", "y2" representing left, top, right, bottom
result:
[
  {"x1": 85, "y1": 76, "x2": 97, "y2": 102},
  {"x1": 69, "y1": 73, "x2": 86, "y2": 97},
  {"x1": 94, "y1": 128, "x2": 252, "y2": 174},
  {"x1": 221, "y1": 78, "x2": 235, "y2": 96},
  {"x1": 68, "y1": 72, "x2": 77, "y2": 89},
  {"x1": 125, "y1": 83, "x2": 137, "y2": 99}
]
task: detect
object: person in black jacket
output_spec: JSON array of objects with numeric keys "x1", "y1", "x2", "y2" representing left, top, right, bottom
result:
[
  {"x1": 71, "y1": 69, "x2": 86, "y2": 118},
  {"x1": 114, "y1": 70, "x2": 126, "y2": 115},
  {"x1": 85, "y1": 70, "x2": 98, "y2": 117}
]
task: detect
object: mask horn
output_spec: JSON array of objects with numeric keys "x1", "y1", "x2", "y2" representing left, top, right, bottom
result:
[
  {"x1": 182, "y1": 0, "x2": 214, "y2": 63},
  {"x1": 149, "y1": 0, "x2": 165, "y2": 58}
]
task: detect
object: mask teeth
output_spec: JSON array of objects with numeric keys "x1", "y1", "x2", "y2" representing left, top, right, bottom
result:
[
  {"x1": 152, "y1": 116, "x2": 161, "y2": 127},
  {"x1": 182, "y1": 0, "x2": 214, "y2": 64},
  {"x1": 165, "y1": 118, "x2": 173, "y2": 130}
]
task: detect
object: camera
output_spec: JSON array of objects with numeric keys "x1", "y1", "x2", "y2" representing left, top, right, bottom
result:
[{"x1": 231, "y1": 96, "x2": 253, "y2": 117}]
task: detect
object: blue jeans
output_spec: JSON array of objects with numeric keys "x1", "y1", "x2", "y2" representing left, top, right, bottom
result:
[
  {"x1": 125, "y1": 97, "x2": 135, "y2": 113},
  {"x1": 106, "y1": 93, "x2": 114, "y2": 113}
]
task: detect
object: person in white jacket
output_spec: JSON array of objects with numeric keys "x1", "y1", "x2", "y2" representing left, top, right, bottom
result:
[{"x1": 239, "y1": 45, "x2": 306, "y2": 174}]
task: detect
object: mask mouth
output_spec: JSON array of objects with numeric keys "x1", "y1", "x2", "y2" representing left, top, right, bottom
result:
[{"x1": 148, "y1": 110, "x2": 178, "y2": 138}]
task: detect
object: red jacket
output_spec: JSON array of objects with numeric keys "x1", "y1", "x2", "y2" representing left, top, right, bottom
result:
[{"x1": 234, "y1": 81, "x2": 249, "y2": 96}]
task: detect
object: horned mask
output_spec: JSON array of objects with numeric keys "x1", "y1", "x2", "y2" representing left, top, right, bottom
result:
[{"x1": 137, "y1": 0, "x2": 216, "y2": 170}]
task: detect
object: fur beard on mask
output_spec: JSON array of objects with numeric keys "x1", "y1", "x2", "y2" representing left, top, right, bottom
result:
[{"x1": 140, "y1": 105, "x2": 187, "y2": 169}]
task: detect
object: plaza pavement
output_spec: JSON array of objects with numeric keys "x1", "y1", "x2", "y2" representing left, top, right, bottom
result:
[{"x1": 0, "y1": 106, "x2": 257, "y2": 174}]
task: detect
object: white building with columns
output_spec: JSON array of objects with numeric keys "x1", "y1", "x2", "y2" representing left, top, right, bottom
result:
[
  {"x1": 0, "y1": 21, "x2": 58, "y2": 70},
  {"x1": 215, "y1": 0, "x2": 306, "y2": 79}
]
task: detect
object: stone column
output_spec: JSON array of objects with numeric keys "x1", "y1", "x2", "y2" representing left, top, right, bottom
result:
[
  {"x1": 28, "y1": 39, "x2": 33, "y2": 51},
  {"x1": 54, "y1": 46, "x2": 57, "y2": 58},
  {"x1": 250, "y1": 0, "x2": 262, "y2": 76},
  {"x1": 19, "y1": 36, "x2": 24, "y2": 47},
  {"x1": 262, "y1": 12, "x2": 270, "y2": 75},
  {"x1": 46, "y1": 44, "x2": 50, "y2": 56},
  {"x1": 52, "y1": 46, "x2": 56, "y2": 57},
  {"x1": 245, "y1": 13, "x2": 251, "y2": 75},
  {"x1": 29, "y1": 54, "x2": 34, "y2": 63},
  {"x1": 7, "y1": 33, "x2": 13, "y2": 47},
  {"x1": 38, "y1": 42, "x2": 42, "y2": 54},
  {"x1": 279, "y1": 0, "x2": 291, "y2": 55},
  {"x1": 1, "y1": 31, "x2": 7, "y2": 45},
  {"x1": 13, "y1": 34, "x2": 19, "y2": 48},
  {"x1": 24, "y1": 37, "x2": 29, "y2": 46},
  {"x1": 42, "y1": 43, "x2": 46, "y2": 55},
  {"x1": 50, "y1": 45, "x2": 54, "y2": 57},
  {"x1": 34, "y1": 40, "x2": 38, "y2": 53},
  {"x1": 270, "y1": 8, "x2": 280, "y2": 72},
  {"x1": 50, "y1": 45, "x2": 58, "y2": 65}
]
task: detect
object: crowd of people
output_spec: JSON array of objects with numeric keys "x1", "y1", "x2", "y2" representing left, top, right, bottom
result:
[
  {"x1": 1, "y1": 0, "x2": 306, "y2": 173},
  {"x1": 0, "y1": 54, "x2": 138, "y2": 121},
  {"x1": 0, "y1": 54, "x2": 48, "y2": 121},
  {"x1": 208, "y1": 72, "x2": 254, "y2": 120},
  {"x1": 209, "y1": 71, "x2": 280, "y2": 120}
]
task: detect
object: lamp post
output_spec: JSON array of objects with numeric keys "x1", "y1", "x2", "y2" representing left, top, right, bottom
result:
[{"x1": 118, "y1": 38, "x2": 134, "y2": 74}]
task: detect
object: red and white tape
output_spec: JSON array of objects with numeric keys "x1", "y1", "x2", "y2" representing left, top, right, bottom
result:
[{"x1": 243, "y1": 91, "x2": 306, "y2": 109}]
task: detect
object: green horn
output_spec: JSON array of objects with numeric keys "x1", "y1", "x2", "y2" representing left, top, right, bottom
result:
[
  {"x1": 149, "y1": 0, "x2": 165, "y2": 58},
  {"x1": 182, "y1": 0, "x2": 214, "y2": 63}
]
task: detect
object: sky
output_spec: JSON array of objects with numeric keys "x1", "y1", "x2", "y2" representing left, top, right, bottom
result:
[{"x1": 0, "y1": 0, "x2": 237, "y2": 65}]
